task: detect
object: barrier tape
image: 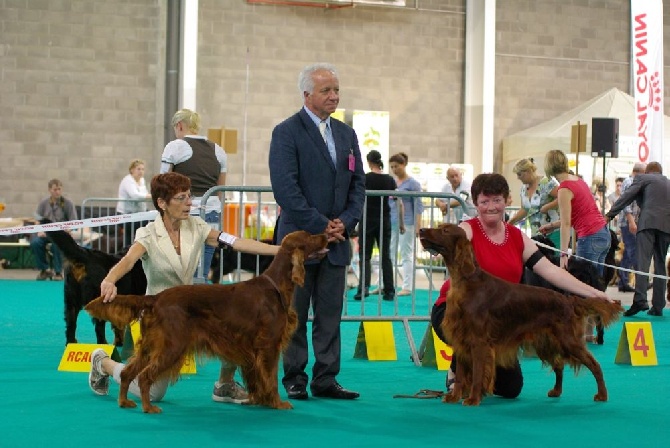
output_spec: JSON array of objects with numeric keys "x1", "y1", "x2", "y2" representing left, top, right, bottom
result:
[
  {"x1": 534, "y1": 240, "x2": 670, "y2": 282},
  {"x1": 0, "y1": 211, "x2": 158, "y2": 236}
]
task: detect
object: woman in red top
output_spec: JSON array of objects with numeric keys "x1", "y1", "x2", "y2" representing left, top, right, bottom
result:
[
  {"x1": 430, "y1": 173, "x2": 609, "y2": 398},
  {"x1": 539, "y1": 149, "x2": 611, "y2": 274}
]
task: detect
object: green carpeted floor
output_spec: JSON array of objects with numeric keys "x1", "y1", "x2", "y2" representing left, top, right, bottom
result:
[{"x1": 1, "y1": 279, "x2": 669, "y2": 447}]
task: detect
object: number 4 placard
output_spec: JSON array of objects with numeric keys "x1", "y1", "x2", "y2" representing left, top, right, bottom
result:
[{"x1": 615, "y1": 322, "x2": 658, "y2": 366}]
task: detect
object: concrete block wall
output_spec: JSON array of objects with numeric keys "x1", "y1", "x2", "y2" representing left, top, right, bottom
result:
[
  {"x1": 196, "y1": 0, "x2": 466, "y2": 189},
  {"x1": 1, "y1": 0, "x2": 668, "y2": 218},
  {"x1": 0, "y1": 0, "x2": 165, "y2": 217}
]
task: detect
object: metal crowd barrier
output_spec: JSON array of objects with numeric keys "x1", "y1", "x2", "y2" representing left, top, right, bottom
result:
[
  {"x1": 200, "y1": 186, "x2": 468, "y2": 365},
  {"x1": 78, "y1": 198, "x2": 154, "y2": 254}
]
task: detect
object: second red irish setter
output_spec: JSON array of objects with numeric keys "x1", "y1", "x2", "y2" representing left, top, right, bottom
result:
[
  {"x1": 419, "y1": 224, "x2": 622, "y2": 406},
  {"x1": 85, "y1": 230, "x2": 328, "y2": 413}
]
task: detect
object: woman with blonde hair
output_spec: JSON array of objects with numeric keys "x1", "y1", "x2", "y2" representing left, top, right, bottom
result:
[
  {"x1": 539, "y1": 150, "x2": 610, "y2": 274},
  {"x1": 160, "y1": 108, "x2": 228, "y2": 279},
  {"x1": 508, "y1": 158, "x2": 560, "y2": 246},
  {"x1": 117, "y1": 159, "x2": 151, "y2": 247}
]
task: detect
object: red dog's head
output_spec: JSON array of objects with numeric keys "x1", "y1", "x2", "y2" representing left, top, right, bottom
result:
[
  {"x1": 279, "y1": 231, "x2": 329, "y2": 286},
  {"x1": 419, "y1": 224, "x2": 477, "y2": 277}
]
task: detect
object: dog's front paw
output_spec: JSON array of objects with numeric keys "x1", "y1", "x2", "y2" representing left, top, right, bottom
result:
[
  {"x1": 441, "y1": 392, "x2": 461, "y2": 404},
  {"x1": 593, "y1": 391, "x2": 608, "y2": 402},
  {"x1": 118, "y1": 398, "x2": 137, "y2": 409},
  {"x1": 547, "y1": 388, "x2": 562, "y2": 398},
  {"x1": 462, "y1": 396, "x2": 482, "y2": 406},
  {"x1": 143, "y1": 404, "x2": 162, "y2": 414},
  {"x1": 275, "y1": 400, "x2": 293, "y2": 410}
]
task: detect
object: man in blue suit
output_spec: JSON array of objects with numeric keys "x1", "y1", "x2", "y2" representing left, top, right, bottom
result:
[{"x1": 269, "y1": 63, "x2": 365, "y2": 400}]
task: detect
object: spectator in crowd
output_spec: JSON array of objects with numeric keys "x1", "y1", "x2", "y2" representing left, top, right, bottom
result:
[
  {"x1": 607, "y1": 177, "x2": 624, "y2": 228},
  {"x1": 160, "y1": 108, "x2": 227, "y2": 280},
  {"x1": 539, "y1": 149, "x2": 610, "y2": 275},
  {"x1": 117, "y1": 159, "x2": 151, "y2": 248},
  {"x1": 354, "y1": 149, "x2": 397, "y2": 302},
  {"x1": 613, "y1": 164, "x2": 645, "y2": 293},
  {"x1": 389, "y1": 152, "x2": 424, "y2": 297},
  {"x1": 607, "y1": 162, "x2": 670, "y2": 317},
  {"x1": 436, "y1": 167, "x2": 475, "y2": 223},
  {"x1": 31, "y1": 179, "x2": 78, "y2": 281},
  {"x1": 269, "y1": 63, "x2": 365, "y2": 400},
  {"x1": 508, "y1": 158, "x2": 560, "y2": 246},
  {"x1": 90, "y1": 172, "x2": 279, "y2": 404}
]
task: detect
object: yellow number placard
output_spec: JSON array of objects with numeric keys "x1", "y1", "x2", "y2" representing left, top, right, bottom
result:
[{"x1": 615, "y1": 322, "x2": 658, "y2": 366}]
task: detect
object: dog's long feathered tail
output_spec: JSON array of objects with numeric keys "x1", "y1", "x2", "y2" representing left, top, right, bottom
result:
[
  {"x1": 574, "y1": 297, "x2": 623, "y2": 328},
  {"x1": 84, "y1": 295, "x2": 157, "y2": 330}
]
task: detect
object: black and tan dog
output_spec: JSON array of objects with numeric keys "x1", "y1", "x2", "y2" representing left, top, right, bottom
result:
[
  {"x1": 209, "y1": 239, "x2": 275, "y2": 284},
  {"x1": 47, "y1": 229, "x2": 146, "y2": 345}
]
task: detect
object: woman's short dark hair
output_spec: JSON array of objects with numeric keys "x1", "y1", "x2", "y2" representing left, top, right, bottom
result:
[
  {"x1": 471, "y1": 173, "x2": 510, "y2": 203},
  {"x1": 150, "y1": 172, "x2": 191, "y2": 214}
]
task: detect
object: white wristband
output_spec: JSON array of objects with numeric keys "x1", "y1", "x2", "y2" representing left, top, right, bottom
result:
[{"x1": 217, "y1": 231, "x2": 237, "y2": 247}]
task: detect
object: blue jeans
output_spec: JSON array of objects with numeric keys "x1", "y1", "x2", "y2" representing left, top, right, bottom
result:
[
  {"x1": 194, "y1": 210, "x2": 220, "y2": 281},
  {"x1": 576, "y1": 225, "x2": 610, "y2": 276},
  {"x1": 30, "y1": 236, "x2": 63, "y2": 273},
  {"x1": 618, "y1": 226, "x2": 636, "y2": 288}
]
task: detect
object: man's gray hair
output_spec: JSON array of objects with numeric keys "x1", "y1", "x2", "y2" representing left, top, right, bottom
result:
[{"x1": 298, "y1": 63, "x2": 338, "y2": 98}]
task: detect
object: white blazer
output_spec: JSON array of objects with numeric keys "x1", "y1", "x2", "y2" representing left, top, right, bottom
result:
[{"x1": 135, "y1": 215, "x2": 211, "y2": 294}]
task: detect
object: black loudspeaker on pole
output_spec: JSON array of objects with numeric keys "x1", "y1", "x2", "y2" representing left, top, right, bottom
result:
[
  {"x1": 591, "y1": 118, "x2": 619, "y2": 158},
  {"x1": 591, "y1": 117, "x2": 619, "y2": 216}
]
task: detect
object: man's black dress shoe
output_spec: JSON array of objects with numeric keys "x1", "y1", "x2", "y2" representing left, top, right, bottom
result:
[
  {"x1": 623, "y1": 303, "x2": 650, "y2": 317},
  {"x1": 312, "y1": 382, "x2": 359, "y2": 400},
  {"x1": 382, "y1": 292, "x2": 395, "y2": 301},
  {"x1": 286, "y1": 384, "x2": 308, "y2": 400},
  {"x1": 353, "y1": 289, "x2": 369, "y2": 301},
  {"x1": 647, "y1": 308, "x2": 663, "y2": 316},
  {"x1": 618, "y1": 285, "x2": 635, "y2": 292}
]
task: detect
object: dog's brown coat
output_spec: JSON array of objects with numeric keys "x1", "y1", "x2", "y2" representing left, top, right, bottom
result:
[
  {"x1": 85, "y1": 231, "x2": 328, "y2": 413},
  {"x1": 419, "y1": 224, "x2": 622, "y2": 406}
]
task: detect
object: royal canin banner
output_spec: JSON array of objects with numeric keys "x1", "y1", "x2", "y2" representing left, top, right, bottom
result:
[{"x1": 631, "y1": 0, "x2": 664, "y2": 165}]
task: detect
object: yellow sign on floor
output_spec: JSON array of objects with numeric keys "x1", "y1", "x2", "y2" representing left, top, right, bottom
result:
[
  {"x1": 130, "y1": 321, "x2": 197, "y2": 374},
  {"x1": 420, "y1": 325, "x2": 453, "y2": 371},
  {"x1": 615, "y1": 322, "x2": 658, "y2": 366},
  {"x1": 353, "y1": 321, "x2": 397, "y2": 361},
  {"x1": 58, "y1": 343, "x2": 120, "y2": 372}
]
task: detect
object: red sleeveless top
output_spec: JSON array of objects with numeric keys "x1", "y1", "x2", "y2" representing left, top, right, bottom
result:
[{"x1": 435, "y1": 218, "x2": 525, "y2": 306}]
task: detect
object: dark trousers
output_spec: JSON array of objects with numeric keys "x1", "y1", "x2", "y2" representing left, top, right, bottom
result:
[
  {"x1": 430, "y1": 302, "x2": 523, "y2": 399},
  {"x1": 357, "y1": 222, "x2": 394, "y2": 294},
  {"x1": 282, "y1": 258, "x2": 346, "y2": 393},
  {"x1": 632, "y1": 228, "x2": 670, "y2": 312},
  {"x1": 618, "y1": 225, "x2": 636, "y2": 288}
]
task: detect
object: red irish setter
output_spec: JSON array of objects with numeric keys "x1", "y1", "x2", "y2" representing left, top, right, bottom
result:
[
  {"x1": 85, "y1": 230, "x2": 328, "y2": 413},
  {"x1": 419, "y1": 224, "x2": 623, "y2": 406}
]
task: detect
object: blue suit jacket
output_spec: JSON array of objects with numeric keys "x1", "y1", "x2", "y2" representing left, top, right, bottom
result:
[{"x1": 269, "y1": 108, "x2": 365, "y2": 266}]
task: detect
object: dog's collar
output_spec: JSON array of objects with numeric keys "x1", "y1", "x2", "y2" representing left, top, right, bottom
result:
[{"x1": 261, "y1": 273, "x2": 286, "y2": 311}]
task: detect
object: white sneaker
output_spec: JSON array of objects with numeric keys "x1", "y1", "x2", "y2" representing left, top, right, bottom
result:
[
  {"x1": 446, "y1": 368, "x2": 456, "y2": 392},
  {"x1": 212, "y1": 381, "x2": 249, "y2": 404},
  {"x1": 88, "y1": 349, "x2": 110, "y2": 396}
]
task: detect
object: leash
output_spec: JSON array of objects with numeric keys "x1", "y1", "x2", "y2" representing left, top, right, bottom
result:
[
  {"x1": 533, "y1": 240, "x2": 670, "y2": 282},
  {"x1": 393, "y1": 389, "x2": 444, "y2": 399}
]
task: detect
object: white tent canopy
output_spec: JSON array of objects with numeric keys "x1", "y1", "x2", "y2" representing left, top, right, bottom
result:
[{"x1": 502, "y1": 87, "x2": 670, "y2": 198}]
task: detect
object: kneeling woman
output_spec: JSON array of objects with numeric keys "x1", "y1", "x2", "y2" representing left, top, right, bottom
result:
[{"x1": 430, "y1": 173, "x2": 609, "y2": 398}]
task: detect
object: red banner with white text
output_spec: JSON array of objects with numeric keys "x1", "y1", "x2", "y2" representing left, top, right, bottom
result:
[{"x1": 631, "y1": 0, "x2": 664, "y2": 166}]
